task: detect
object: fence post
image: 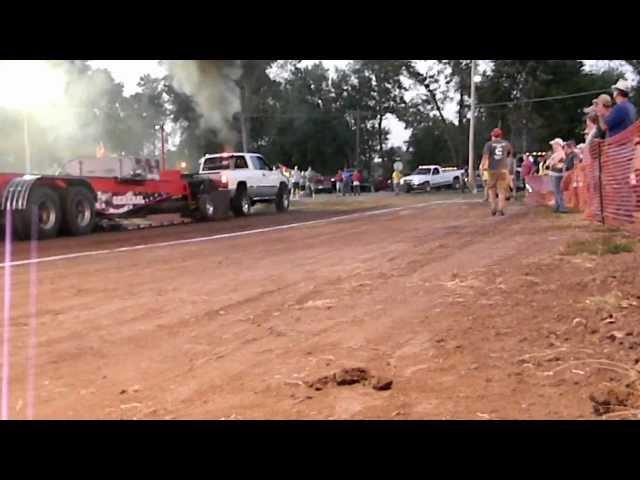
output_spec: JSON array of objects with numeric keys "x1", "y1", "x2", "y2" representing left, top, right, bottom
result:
[{"x1": 597, "y1": 140, "x2": 605, "y2": 225}]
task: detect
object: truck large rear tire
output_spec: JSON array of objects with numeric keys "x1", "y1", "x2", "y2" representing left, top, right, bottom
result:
[
  {"x1": 275, "y1": 184, "x2": 290, "y2": 212},
  {"x1": 198, "y1": 193, "x2": 217, "y2": 221},
  {"x1": 14, "y1": 186, "x2": 62, "y2": 241},
  {"x1": 62, "y1": 186, "x2": 96, "y2": 236},
  {"x1": 198, "y1": 191, "x2": 230, "y2": 221},
  {"x1": 231, "y1": 186, "x2": 251, "y2": 217}
]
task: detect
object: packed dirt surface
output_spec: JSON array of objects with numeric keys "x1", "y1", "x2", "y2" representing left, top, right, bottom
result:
[{"x1": 1, "y1": 191, "x2": 640, "y2": 419}]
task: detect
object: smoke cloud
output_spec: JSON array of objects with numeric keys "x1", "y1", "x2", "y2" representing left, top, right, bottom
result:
[
  {"x1": 165, "y1": 60, "x2": 243, "y2": 147},
  {"x1": 0, "y1": 61, "x2": 163, "y2": 173}
]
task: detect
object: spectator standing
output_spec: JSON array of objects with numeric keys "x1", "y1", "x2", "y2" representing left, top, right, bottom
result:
[
  {"x1": 352, "y1": 169, "x2": 363, "y2": 196},
  {"x1": 291, "y1": 166, "x2": 302, "y2": 200},
  {"x1": 480, "y1": 128, "x2": 513, "y2": 216},
  {"x1": 392, "y1": 170, "x2": 402, "y2": 195},
  {"x1": 604, "y1": 80, "x2": 636, "y2": 137},
  {"x1": 521, "y1": 154, "x2": 536, "y2": 196},
  {"x1": 588, "y1": 94, "x2": 613, "y2": 141},
  {"x1": 548, "y1": 138, "x2": 568, "y2": 213},
  {"x1": 335, "y1": 169, "x2": 344, "y2": 196},
  {"x1": 342, "y1": 169, "x2": 352, "y2": 196},
  {"x1": 305, "y1": 166, "x2": 317, "y2": 199},
  {"x1": 583, "y1": 111, "x2": 600, "y2": 144},
  {"x1": 562, "y1": 140, "x2": 580, "y2": 207}
]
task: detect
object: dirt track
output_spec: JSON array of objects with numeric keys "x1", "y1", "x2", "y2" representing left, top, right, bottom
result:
[{"x1": 1, "y1": 192, "x2": 639, "y2": 419}]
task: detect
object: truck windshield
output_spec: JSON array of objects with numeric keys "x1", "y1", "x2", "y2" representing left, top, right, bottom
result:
[
  {"x1": 201, "y1": 155, "x2": 247, "y2": 171},
  {"x1": 412, "y1": 168, "x2": 431, "y2": 175}
]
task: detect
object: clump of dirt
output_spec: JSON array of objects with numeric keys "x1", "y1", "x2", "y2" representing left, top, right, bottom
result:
[
  {"x1": 335, "y1": 367, "x2": 370, "y2": 386},
  {"x1": 305, "y1": 375, "x2": 335, "y2": 391},
  {"x1": 372, "y1": 376, "x2": 394, "y2": 391},
  {"x1": 305, "y1": 368, "x2": 393, "y2": 392},
  {"x1": 589, "y1": 387, "x2": 640, "y2": 416}
]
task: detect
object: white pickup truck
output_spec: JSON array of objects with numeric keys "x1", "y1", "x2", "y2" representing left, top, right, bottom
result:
[
  {"x1": 198, "y1": 152, "x2": 290, "y2": 216},
  {"x1": 400, "y1": 165, "x2": 464, "y2": 193}
]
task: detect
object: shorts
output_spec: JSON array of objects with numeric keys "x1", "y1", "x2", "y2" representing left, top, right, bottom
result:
[
  {"x1": 292, "y1": 182, "x2": 300, "y2": 190},
  {"x1": 486, "y1": 170, "x2": 509, "y2": 192}
]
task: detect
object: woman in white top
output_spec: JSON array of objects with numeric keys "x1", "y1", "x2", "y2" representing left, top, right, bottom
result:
[{"x1": 547, "y1": 138, "x2": 568, "y2": 213}]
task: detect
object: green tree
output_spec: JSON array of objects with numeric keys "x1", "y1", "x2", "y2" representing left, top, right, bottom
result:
[
  {"x1": 476, "y1": 61, "x2": 626, "y2": 153},
  {"x1": 262, "y1": 62, "x2": 353, "y2": 173}
]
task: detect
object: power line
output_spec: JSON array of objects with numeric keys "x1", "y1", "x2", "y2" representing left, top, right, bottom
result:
[
  {"x1": 241, "y1": 112, "x2": 378, "y2": 118},
  {"x1": 476, "y1": 89, "x2": 606, "y2": 108}
]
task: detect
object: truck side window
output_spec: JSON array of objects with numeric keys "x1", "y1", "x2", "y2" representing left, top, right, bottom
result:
[
  {"x1": 252, "y1": 155, "x2": 270, "y2": 171},
  {"x1": 234, "y1": 156, "x2": 248, "y2": 169},
  {"x1": 260, "y1": 156, "x2": 272, "y2": 170},
  {"x1": 432, "y1": 168, "x2": 440, "y2": 175}
]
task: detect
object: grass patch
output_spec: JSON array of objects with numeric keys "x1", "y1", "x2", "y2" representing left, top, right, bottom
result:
[
  {"x1": 534, "y1": 206, "x2": 582, "y2": 219},
  {"x1": 563, "y1": 235, "x2": 636, "y2": 256}
]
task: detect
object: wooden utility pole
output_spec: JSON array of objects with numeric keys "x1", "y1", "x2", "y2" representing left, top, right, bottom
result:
[
  {"x1": 160, "y1": 123, "x2": 166, "y2": 171},
  {"x1": 240, "y1": 112, "x2": 248, "y2": 153},
  {"x1": 468, "y1": 60, "x2": 477, "y2": 193},
  {"x1": 240, "y1": 86, "x2": 249, "y2": 152},
  {"x1": 354, "y1": 109, "x2": 361, "y2": 169}
]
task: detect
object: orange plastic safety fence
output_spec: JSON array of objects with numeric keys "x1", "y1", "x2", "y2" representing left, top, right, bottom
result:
[{"x1": 525, "y1": 121, "x2": 640, "y2": 231}]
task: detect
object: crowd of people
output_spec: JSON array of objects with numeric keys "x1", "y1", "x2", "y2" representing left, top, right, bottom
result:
[
  {"x1": 278, "y1": 165, "x2": 367, "y2": 200},
  {"x1": 334, "y1": 169, "x2": 364, "y2": 196},
  {"x1": 481, "y1": 78, "x2": 637, "y2": 216}
]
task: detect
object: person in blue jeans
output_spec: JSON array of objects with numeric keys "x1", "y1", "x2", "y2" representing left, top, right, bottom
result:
[
  {"x1": 604, "y1": 80, "x2": 637, "y2": 137},
  {"x1": 342, "y1": 169, "x2": 352, "y2": 196},
  {"x1": 548, "y1": 138, "x2": 568, "y2": 213}
]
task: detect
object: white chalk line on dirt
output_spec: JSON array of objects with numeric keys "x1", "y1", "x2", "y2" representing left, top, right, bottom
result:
[{"x1": 0, "y1": 199, "x2": 480, "y2": 269}]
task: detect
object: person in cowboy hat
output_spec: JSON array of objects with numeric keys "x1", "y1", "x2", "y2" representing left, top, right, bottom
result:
[
  {"x1": 480, "y1": 127, "x2": 513, "y2": 216},
  {"x1": 603, "y1": 79, "x2": 636, "y2": 137},
  {"x1": 548, "y1": 138, "x2": 568, "y2": 213}
]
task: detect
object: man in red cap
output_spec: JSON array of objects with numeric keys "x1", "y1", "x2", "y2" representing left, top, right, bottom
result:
[{"x1": 480, "y1": 128, "x2": 513, "y2": 216}]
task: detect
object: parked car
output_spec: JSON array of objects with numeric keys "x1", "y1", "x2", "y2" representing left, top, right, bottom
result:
[
  {"x1": 312, "y1": 174, "x2": 334, "y2": 193},
  {"x1": 373, "y1": 176, "x2": 392, "y2": 192},
  {"x1": 400, "y1": 165, "x2": 464, "y2": 193}
]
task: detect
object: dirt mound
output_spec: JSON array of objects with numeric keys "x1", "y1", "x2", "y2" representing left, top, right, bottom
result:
[{"x1": 305, "y1": 368, "x2": 393, "y2": 392}]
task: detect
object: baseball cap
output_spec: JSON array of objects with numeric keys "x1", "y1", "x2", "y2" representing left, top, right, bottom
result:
[
  {"x1": 491, "y1": 128, "x2": 503, "y2": 138},
  {"x1": 584, "y1": 94, "x2": 612, "y2": 112},
  {"x1": 549, "y1": 138, "x2": 564, "y2": 146},
  {"x1": 611, "y1": 79, "x2": 633, "y2": 94}
]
